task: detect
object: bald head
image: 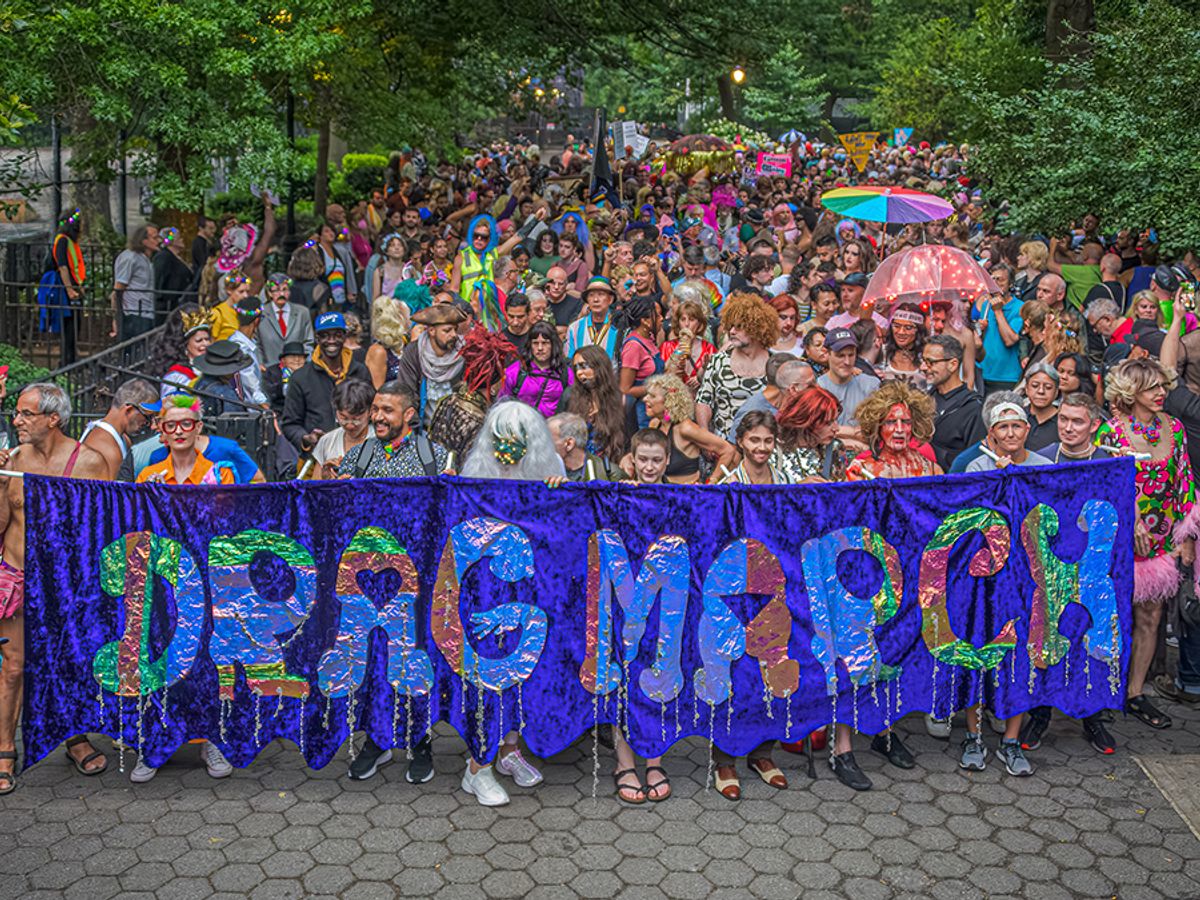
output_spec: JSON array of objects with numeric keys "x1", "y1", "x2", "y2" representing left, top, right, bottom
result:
[
  {"x1": 1081, "y1": 240, "x2": 1104, "y2": 264},
  {"x1": 1099, "y1": 253, "x2": 1121, "y2": 278},
  {"x1": 1037, "y1": 273, "x2": 1066, "y2": 307}
]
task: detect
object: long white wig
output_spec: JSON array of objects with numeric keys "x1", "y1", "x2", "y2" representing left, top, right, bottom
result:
[{"x1": 460, "y1": 399, "x2": 566, "y2": 481}]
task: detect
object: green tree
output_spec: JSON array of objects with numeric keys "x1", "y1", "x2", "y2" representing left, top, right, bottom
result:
[{"x1": 739, "y1": 43, "x2": 828, "y2": 135}]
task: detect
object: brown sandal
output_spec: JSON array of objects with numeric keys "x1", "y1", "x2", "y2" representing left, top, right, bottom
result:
[
  {"x1": 613, "y1": 768, "x2": 646, "y2": 805},
  {"x1": 748, "y1": 757, "x2": 788, "y2": 789},
  {"x1": 644, "y1": 765, "x2": 671, "y2": 802},
  {"x1": 715, "y1": 765, "x2": 740, "y2": 800}
]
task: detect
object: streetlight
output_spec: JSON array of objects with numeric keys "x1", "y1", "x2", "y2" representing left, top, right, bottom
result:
[{"x1": 731, "y1": 66, "x2": 746, "y2": 85}]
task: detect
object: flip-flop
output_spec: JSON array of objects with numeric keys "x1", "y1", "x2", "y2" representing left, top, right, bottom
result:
[
  {"x1": 613, "y1": 767, "x2": 646, "y2": 805},
  {"x1": 644, "y1": 765, "x2": 671, "y2": 802},
  {"x1": 65, "y1": 736, "x2": 108, "y2": 776}
]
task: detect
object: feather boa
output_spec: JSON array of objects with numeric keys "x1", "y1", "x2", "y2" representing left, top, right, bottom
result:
[{"x1": 1134, "y1": 554, "x2": 1181, "y2": 605}]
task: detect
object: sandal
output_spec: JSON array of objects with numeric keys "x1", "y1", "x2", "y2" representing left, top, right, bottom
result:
[
  {"x1": 65, "y1": 735, "x2": 108, "y2": 776},
  {"x1": 714, "y1": 765, "x2": 740, "y2": 801},
  {"x1": 748, "y1": 757, "x2": 788, "y2": 790},
  {"x1": 613, "y1": 768, "x2": 646, "y2": 805},
  {"x1": 1153, "y1": 674, "x2": 1200, "y2": 705},
  {"x1": 644, "y1": 765, "x2": 671, "y2": 802},
  {"x1": 0, "y1": 750, "x2": 16, "y2": 795},
  {"x1": 1127, "y1": 694, "x2": 1172, "y2": 729}
]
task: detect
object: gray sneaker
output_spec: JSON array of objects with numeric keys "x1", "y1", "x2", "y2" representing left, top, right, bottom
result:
[
  {"x1": 997, "y1": 739, "x2": 1034, "y2": 777},
  {"x1": 959, "y1": 734, "x2": 987, "y2": 771}
]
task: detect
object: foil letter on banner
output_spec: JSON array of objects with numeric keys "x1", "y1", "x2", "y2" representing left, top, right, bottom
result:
[
  {"x1": 579, "y1": 530, "x2": 690, "y2": 702},
  {"x1": 801, "y1": 527, "x2": 903, "y2": 693},
  {"x1": 318, "y1": 527, "x2": 433, "y2": 698},
  {"x1": 919, "y1": 508, "x2": 1017, "y2": 669},
  {"x1": 93, "y1": 531, "x2": 205, "y2": 697},
  {"x1": 1022, "y1": 501, "x2": 1120, "y2": 667},
  {"x1": 694, "y1": 538, "x2": 797, "y2": 705},
  {"x1": 431, "y1": 518, "x2": 547, "y2": 691},
  {"x1": 208, "y1": 530, "x2": 316, "y2": 700}
]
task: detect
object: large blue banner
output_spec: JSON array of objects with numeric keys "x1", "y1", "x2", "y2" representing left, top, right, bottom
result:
[{"x1": 21, "y1": 460, "x2": 1134, "y2": 769}]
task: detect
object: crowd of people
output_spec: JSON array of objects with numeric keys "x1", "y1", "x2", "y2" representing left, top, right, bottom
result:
[{"x1": 6, "y1": 135, "x2": 1200, "y2": 806}]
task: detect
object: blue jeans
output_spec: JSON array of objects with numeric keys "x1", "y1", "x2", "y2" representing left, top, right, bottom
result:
[{"x1": 1177, "y1": 615, "x2": 1200, "y2": 696}]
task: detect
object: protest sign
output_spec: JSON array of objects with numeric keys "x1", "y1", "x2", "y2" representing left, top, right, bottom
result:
[
  {"x1": 839, "y1": 131, "x2": 880, "y2": 172},
  {"x1": 756, "y1": 153, "x2": 792, "y2": 178}
]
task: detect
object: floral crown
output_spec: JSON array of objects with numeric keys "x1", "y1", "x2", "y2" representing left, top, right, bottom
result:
[{"x1": 181, "y1": 308, "x2": 217, "y2": 337}]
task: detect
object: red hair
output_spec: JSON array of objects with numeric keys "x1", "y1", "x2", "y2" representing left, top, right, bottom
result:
[
  {"x1": 776, "y1": 386, "x2": 840, "y2": 449},
  {"x1": 769, "y1": 293, "x2": 799, "y2": 317}
]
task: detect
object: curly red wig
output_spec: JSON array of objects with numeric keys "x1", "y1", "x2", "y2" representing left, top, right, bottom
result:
[{"x1": 720, "y1": 291, "x2": 781, "y2": 349}]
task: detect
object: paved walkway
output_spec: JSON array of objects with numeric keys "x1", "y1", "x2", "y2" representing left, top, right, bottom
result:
[{"x1": 3, "y1": 696, "x2": 1200, "y2": 900}]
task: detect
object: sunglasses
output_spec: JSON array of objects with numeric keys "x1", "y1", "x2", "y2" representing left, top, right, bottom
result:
[
  {"x1": 161, "y1": 418, "x2": 199, "y2": 434},
  {"x1": 473, "y1": 233, "x2": 489, "y2": 241}
]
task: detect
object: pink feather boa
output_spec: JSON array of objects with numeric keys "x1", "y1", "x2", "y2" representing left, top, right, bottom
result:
[{"x1": 1134, "y1": 554, "x2": 1181, "y2": 605}]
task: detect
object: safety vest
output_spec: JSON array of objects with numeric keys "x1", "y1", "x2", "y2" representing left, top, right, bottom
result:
[{"x1": 460, "y1": 247, "x2": 494, "y2": 304}]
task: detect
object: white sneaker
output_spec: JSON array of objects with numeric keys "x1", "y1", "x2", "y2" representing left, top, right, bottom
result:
[
  {"x1": 495, "y1": 748, "x2": 543, "y2": 787},
  {"x1": 202, "y1": 742, "x2": 233, "y2": 778},
  {"x1": 130, "y1": 759, "x2": 158, "y2": 783},
  {"x1": 461, "y1": 763, "x2": 509, "y2": 806},
  {"x1": 924, "y1": 715, "x2": 952, "y2": 739}
]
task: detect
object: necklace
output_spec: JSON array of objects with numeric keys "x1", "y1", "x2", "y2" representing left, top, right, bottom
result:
[{"x1": 1129, "y1": 415, "x2": 1162, "y2": 445}]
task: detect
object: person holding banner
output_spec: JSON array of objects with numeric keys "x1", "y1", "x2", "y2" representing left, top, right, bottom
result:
[
  {"x1": 0, "y1": 384, "x2": 111, "y2": 793},
  {"x1": 1100, "y1": 358, "x2": 1199, "y2": 731}
]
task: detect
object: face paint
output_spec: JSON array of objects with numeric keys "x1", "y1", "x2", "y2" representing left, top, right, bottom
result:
[{"x1": 880, "y1": 404, "x2": 912, "y2": 453}]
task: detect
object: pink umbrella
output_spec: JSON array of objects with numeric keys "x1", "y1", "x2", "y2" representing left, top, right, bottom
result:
[{"x1": 863, "y1": 244, "x2": 999, "y2": 308}]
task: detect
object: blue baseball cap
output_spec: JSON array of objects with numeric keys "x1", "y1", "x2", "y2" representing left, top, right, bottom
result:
[{"x1": 315, "y1": 312, "x2": 346, "y2": 333}]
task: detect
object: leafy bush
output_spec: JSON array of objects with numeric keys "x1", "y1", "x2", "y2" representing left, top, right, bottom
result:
[
  {"x1": 345, "y1": 165, "x2": 386, "y2": 197},
  {"x1": 0, "y1": 343, "x2": 59, "y2": 399},
  {"x1": 340, "y1": 153, "x2": 390, "y2": 173}
]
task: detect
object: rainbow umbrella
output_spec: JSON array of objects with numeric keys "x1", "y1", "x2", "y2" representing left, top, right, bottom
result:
[{"x1": 820, "y1": 185, "x2": 953, "y2": 224}]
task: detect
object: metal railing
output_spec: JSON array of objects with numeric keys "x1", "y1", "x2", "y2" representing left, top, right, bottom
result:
[{"x1": 45, "y1": 326, "x2": 167, "y2": 416}]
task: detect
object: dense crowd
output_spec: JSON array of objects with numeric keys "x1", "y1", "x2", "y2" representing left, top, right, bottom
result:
[{"x1": 4, "y1": 136, "x2": 1200, "y2": 806}]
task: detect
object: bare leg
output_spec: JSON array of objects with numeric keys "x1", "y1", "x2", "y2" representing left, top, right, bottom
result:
[
  {"x1": 612, "y1": 732, "x2": 643, "y2": 802},
  {"x1": 1004, "y1": 714, "x2": 1023, "y2": 741},
  {"x1": 833, "y1": 722, "x2": 853, "y2": 754},
  {"x1": 1128, "y1": 601, "x2": 1163, "y2": 698},
  {"x1": 0, "y1": 614, "x2": 24, "y2": 778},
  {"x1": 965, "y1": 707, "x2": 979, "y2": 734}
]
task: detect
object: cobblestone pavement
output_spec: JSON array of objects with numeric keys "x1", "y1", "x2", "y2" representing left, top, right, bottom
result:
[{"x1": 3, "y1": 695, "x2": 1200, "y2": 900}]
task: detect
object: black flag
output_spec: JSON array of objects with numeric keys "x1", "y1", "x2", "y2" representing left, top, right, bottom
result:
[{"x1": 588, "y1": 108, "x2": 619, "y2": 208}]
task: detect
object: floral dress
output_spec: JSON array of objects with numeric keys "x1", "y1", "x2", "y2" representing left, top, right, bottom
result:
[
  {"x1": 1099, "y1": 416, "x2": 1199, "y2": 603},
  {"x1": 695, "y1": 352, "x2": 768, "y2": 439}
]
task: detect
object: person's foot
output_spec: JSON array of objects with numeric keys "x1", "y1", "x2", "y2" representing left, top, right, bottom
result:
[
  {"x1": 130, "y1": 759, "x2": 158, "y2": 783},
  {"x1": 349, "y1": 737, "x2": 392, "y2": 781},
  {"x1": 715, "y1": 765, "x2": 740, "y2": 800},
  {"x1": 644, "y1": 765, "x2": 671, "y2": 802},
  {"x1": 495, "y1": 747, "x2": 543, "y2": 788},
  {"x1": 1019, "y1": 710, "x2": 1052, "y2": 751},
  {"x1": 65, "y1": 737, "x2": 108, "y2": 775},
  {"x1": 405, "y1": 737, "x2": 434, "y2": 784},
  {"x1": 870, "y1": 733, "x2": 915, "y2": 769},
  {"x1": 997, "y1": 739, "x2": 1034, "y2": 777},
  {"x1": 202, "y1": 741, "x2": 233, "y2": 779},
  {"x1": 1152, "y1": 673, "x2": 1200, "y2": 705},
  {"x1": 1082, "y1": 714, "x2": 1117, "y2": 755},
  {"x1": 830, "y1": 751, "x2": 872, "y2": 791},
  {"x1": 613, "y1": 768, "x2": 645, "y2": 805},
  {"x1": 959, "y1": 733, "x2": 987, "y2": 771},
  {"x1": 924, "y1": 715, "x2": 952, "y2": 739},
  {"x1": 461, "y1": 763, "x2": 509, "y2": 806},
  {"x1": 748, "y1": 757, "x2": 787, "y2": 789}
]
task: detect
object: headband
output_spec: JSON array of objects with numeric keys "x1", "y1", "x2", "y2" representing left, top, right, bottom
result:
[
  {"x1": 986, "y1": 402, "x2": 1026, "y2": 430},
  {"x1": 890, "y1": 310, "x2": 925, "y2": 327}
]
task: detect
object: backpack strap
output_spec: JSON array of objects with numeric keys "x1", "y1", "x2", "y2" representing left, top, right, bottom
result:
[
  {"x1": 354, "y1": 438, "x2": 380, "y2": 478},
  {"x1": 415, "y1": 432, "x2": 438, "y2": 476}
]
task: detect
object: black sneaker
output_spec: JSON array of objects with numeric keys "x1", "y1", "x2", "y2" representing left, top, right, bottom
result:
[
  {"x1": 1019, "y1": 708, "x2": 1052, "y2": 751},
  {"x1": 870, "y1": 732, "x2": 915, "y2": 769},
  {"x1": 830, "y1": 751, "x2": 872, "y2": 791},
  {"x1": 348, "y1": 737, "x2": 392, "y2": 781},
  {"x1": 405, "y1": 736, "x2": 435, "y2": 784},
  {"x1": 1082, "y1": 714, "x2": 1116, "y2": 755}
]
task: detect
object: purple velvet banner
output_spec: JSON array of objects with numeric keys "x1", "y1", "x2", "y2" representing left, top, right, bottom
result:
[{"x1": 20, "y1": 460, "x2": 1134, "y2": 769}]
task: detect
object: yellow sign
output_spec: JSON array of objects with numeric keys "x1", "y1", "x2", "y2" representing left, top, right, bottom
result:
[{"x1": 838, "y1": 131, "x2": 880, "y2": 173}]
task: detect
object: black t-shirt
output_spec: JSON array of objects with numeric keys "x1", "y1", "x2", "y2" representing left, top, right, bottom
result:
[
  {"x1": 549, "y1": 295, "x2": 583, "y2": 327},
  {"x1": 503, "y1": 327, "x2": 531, "y2": 354},
  {"x1": 1084, "y1": 280, "x2": 1127, "y2": 313},
  {"x1": 191, "y1": 235, "x2": 211, "y2": 275}
]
